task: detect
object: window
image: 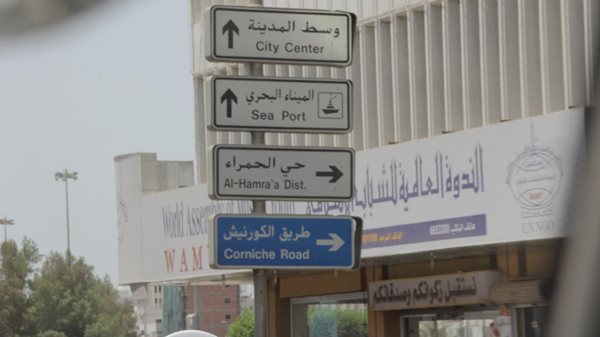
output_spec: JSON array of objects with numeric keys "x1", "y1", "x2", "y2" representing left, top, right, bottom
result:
[
  {"x1": 291, "y1": 292, "x2": 367, "y2": 337},
  {"x1": 225, "y1": 298, "x2": 231, "y2": 304},
  {"x1": 225, "y1": 314, "x2": 231, "y2": 320},
  {"x1": 401, "y1": 309, "x2": 505, "y2": 337}
]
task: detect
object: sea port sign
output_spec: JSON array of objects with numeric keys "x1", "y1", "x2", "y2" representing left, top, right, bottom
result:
[
  {"x1": 208, "y1": 145, "x2": 354, "y2": 201},
  {"x1": 210, "y1": 214, "x2": 362, "y2": 269},
  {"x1": 209, "y1": 76, "x2": 352, "y2": 133},
  {"x1": 206, "y1": 5, "x2": 355, "y2": 65}
]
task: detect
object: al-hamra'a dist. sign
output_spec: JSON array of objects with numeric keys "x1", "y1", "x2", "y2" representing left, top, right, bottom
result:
[
  {"x1": 209, "y1": 76, "x2": 352, "y2": 133},
  {"x1": 209, "y1": 145, "x2": 354, "y2": 201},
  {"x1": 206, "y1": 5, "x2": 356, "y2": 65}
]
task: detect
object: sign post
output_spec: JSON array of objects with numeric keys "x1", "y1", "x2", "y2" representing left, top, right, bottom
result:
[{"x1": 206, "y1": 4, "x2": 357, "y2": 337}]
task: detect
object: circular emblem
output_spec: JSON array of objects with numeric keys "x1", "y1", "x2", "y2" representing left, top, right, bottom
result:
[{"x1": 507, "y1": 148, "x2": 562, "y2": 209}]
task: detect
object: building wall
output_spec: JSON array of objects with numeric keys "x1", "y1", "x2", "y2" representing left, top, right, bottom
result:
[
  {"x1": 190, "y1": 0, "x2": 596, "y2": 184},
  {"x1": 184, "y1": 2, "x2": 592, "y2": 337},
  {"x1": 184, "y1": 284, "x2": 242, "y2": 337},
  {"x1": 115, "y1": 153, "x2": 194, "y2": 284},
  {"x1": 130, "y1": 284, "x2": 165, "y2": 337},
  {"x1": 114, "y1": 1, "x2": 596, "y2": 336}
]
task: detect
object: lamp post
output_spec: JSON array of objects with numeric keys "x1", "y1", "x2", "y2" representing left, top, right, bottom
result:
[
  {"x1": 54, "y1": 169, "x2": 77, "y2": 256},
  {"x1": 0, "y1": 217, "x2": 14, "y2": 242}
]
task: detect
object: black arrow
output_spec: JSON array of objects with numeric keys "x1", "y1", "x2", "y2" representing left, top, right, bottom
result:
[
  {"x1": 316, "y1": 166, "x2": 343, "y2": 183},
  {"x1": 222, "y1": 20, "x2": 239, "y2": 49},
  {"x1": 221, "y1": 89, "x2": 237, "y2": 118}
]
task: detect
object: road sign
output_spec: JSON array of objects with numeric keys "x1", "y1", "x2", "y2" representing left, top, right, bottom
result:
[
  {"x1": 206, "y1": 5, "x2": 356, "y2": 65},
  {"x1": 210, "y1": 214, "x2": 362, "y2": 269},
  {"x1": 209, "y1": 76, "x2": 353, "y2": 133},
  {"x1": 209, "y1": 145, "x2": 354, "y2": 201}
]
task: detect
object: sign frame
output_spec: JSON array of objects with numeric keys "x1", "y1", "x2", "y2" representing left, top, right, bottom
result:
[
  {"x1": 206, "y1": 5, "x2": 356, "y2": 66},
  {"x1": 209, "y1": 76, "x2": 353, "y2": 133},
  {"x1": 209, "y1": 214, "x2": 362, "y2": 270},
  {"x1": 209, "y1": 145, "x2": 355, "y2": 201}
]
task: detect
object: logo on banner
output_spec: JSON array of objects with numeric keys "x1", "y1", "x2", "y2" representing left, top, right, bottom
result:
[
  {"x1": 506, "y1": 124, "x2": 563, "y2": 220},
  {"x1": 117, "y1": 195, "x2": 129, "y2": 243}
]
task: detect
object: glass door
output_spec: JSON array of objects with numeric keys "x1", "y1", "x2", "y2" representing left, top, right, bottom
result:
[
  {"x1": 291, "y1": 292, "x2": 368, "y2": 337},
  {"x1": 402, "y1": 310, "x2": 499, "y2": 337}
]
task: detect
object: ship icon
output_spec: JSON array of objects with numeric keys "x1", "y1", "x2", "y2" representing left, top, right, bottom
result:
[
  {"x1": 321, "y1": 97, "x2": 339, "y2": 114},
  {"x1": 318, "y1": 92, "x2": 343, "y2": 119}
]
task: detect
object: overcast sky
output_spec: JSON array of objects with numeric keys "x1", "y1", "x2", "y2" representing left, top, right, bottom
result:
[{"x1": 0, "y1": 0, "x2": 195, "y2": 283}]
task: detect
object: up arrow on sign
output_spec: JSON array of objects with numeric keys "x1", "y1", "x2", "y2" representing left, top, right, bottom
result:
[
  {"x1": 222, "y1": 19, "x2": 239, "y2": 49},
  {"x1": 220, "y1": 89, "x2": 237, "y2": 118}
]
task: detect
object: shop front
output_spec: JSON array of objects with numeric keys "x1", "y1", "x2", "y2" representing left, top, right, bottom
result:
[
  {"x1": 277, "y1": 238, "x2": 555, "y2": 337},
  {"x1": 370, "y1": 271, "x2": 507, "y2": 337}
]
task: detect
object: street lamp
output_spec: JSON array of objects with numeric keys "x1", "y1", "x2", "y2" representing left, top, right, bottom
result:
[
  {"x1": 0, "y1": 217, "x2": 14, "y2": 242},
  {"x1": 54, "y1": 169, "x2": 78, "y2": 256}
]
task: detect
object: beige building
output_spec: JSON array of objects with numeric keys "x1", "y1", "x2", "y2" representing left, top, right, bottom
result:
[{"x1": 115, "y1": 1, "x2": 596, "y2": 336}]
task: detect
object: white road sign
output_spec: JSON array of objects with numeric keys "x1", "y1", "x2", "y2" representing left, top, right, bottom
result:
[
  {"x1": 209, "y1": 76, "x2": 352, "y2": 133},
  {"x1": 206, "y1": 5, "x2": 355, "y2": 65},
  {"x1": 209, "y1": 145, "x2": 354, "y2": 201}
]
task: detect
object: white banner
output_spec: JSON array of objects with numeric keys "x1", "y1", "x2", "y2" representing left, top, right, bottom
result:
[
  {"x1": 304, "y1": 109, "x2": 584, "y2": 259},
  {"x1": 129, "y1": 109, "x2": 583, "y2": 283},
  {"x1": 141, "y1": 186, "x2": 253, "y2": 282}
]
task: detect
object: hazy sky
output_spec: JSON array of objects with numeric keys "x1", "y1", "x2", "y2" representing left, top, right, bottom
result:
[{"x1": 0, "y1": 0, "x2": 195, "y2": 283}]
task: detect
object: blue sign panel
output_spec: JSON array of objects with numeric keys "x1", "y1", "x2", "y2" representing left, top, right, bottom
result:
[{"x1": 210, "y1": 215, "x2": 361, "y2": 270}]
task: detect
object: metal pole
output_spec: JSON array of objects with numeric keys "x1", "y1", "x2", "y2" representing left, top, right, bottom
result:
[
  {"x1": 251, "y1": 113, "x2": 268, "y2": 337},
  {"x1": 65, "y1": 177, "x2": 71, "y2": 256},
  {"x1": 247, "y1": 23, "x2": 268, "y2": 336},
  {"x1": 252, "y1": 128, "x2": 267, "y2": 337},
  {"x1": 55, "y1": 169, "x2": 77, "y2": 257},
  {"x1": 0, "y1": 218, "x2": 14, "y2": 243}
]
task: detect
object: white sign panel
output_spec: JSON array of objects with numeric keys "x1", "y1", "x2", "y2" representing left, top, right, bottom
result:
[
  {"x1": 369, "y1": 271, "x2": 501, "y2": 311},
  {"x1": 209, "y1": 76, "x2": 352, "y2": 133},
  {"x1": 206, "y1": 5, "x2": 355, "y2": 65},
  {"x1": 209, "y1": 145, "x2": 354, "y2": 201}
]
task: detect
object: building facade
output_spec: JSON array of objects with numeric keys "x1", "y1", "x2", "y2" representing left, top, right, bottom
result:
[{"x1": 115, "y1": 0, "x2": 596, "y2": 336}]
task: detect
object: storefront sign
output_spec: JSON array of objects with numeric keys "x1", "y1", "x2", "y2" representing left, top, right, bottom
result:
[
  {"x1": 304, "y1": 109, "x2": 584, "y2": 259},
  {"x1": 368, "y1": 271, "x2": 501, "y2": 311}
]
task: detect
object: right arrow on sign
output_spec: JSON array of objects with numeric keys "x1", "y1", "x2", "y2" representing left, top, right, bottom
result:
[
  {"x1": 316, "y1": 165, "x2": 343, "y2": 183},
  {"x1": 221, "y1": 89, "x2": 237, "y2": 118},
  {"x1": 317, "y1": 233, "x2": 345, "y2": 252},
  {"x1": 222, "y1": 20, "x2": 239, "y2": 49}
]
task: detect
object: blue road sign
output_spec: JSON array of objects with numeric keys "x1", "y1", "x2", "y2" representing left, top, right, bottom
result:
[{"x1": 210, "y1": 215, "x2": 361, "y2": 270}]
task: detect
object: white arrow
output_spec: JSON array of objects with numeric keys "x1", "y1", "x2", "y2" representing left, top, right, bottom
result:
[{"x1": 316, "y1": 233, "x2": 345, "y2": 252}]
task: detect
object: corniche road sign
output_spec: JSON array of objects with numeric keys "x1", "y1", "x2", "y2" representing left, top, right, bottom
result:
[
  {"x1": 209, "y1": 76, "x2": 353, "y2": 133},
  {"x1": 206, "y1": 5, "x2": 356, "y2": 65},
  {"x1": 209, "y1": 145, "x2": 354, "y2": 201},
  {"x1": 210, "y1": 214, "x2": 362, "y2": 270}
]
